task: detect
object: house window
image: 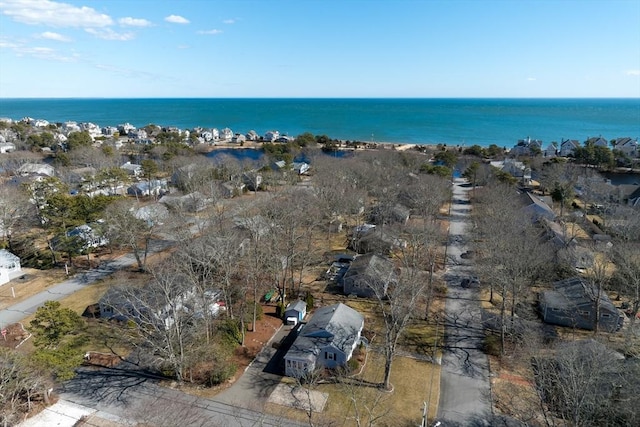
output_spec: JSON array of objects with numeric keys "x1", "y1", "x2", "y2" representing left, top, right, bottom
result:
[
  {"x1": 551, "y1": 308, "x2": 560, "y2": 312},
  {"x1": 579, "y1": 310, "x2": 590, "y2": 316},
  {"x1": 325, "y1": 352, "x2": 335, "y2": 360},
  {"x1": 601, "y1": 313, "x2": 611, "y2": 318}
]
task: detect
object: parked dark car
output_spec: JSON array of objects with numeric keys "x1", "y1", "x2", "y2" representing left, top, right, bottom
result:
[{"x1": 461, "y1": 276, "x2": 480, "y2": 288}]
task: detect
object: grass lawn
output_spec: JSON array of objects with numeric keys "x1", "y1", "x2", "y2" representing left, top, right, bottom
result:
[
  {"x1": 266, "y1": 351, "x2": 440, "y2": 427},
  {"x1": 0, "y1": 268, "x2": 68, "y2": 310}
]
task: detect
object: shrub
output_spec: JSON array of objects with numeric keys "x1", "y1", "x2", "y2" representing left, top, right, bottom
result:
[
  {"x1": 207, "y1": 362, "x2": 237, "y2": 386},
  {"x1": 217, "y1": 318, "x2": 242, "y2": 346},
  {"x1": 305, "y1": 293, "x2": 315, "y2": 310},
  {"x1": 483, "y1": 333, "x2": 501, "y2": 356},
  {"x1": 347, "y1": 357, "x2": 360, "y2": 373}
]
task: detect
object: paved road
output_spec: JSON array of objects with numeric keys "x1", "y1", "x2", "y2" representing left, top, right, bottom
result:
[
  {"x1": 0, "y1": 239, "x2": 175, "y2": 326},
  {"x1": 60, "y1": 363, "x2": 304, "y2": 427},
  {"x1": 436, "y1": 178, "x2": 492, "y2": 426}
]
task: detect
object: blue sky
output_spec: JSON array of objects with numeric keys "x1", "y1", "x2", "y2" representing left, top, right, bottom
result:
[{"x1": 0, "y1": 0, "x2": 639, "y2": 98}]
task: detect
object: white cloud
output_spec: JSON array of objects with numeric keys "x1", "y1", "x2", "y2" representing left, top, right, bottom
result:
[
  {"x1": 85, "y1": 28, "x2": 134, "y2": 41},
  {"x1": 118, "y1": 17, "x2": 152, "y2": 27},
  {"x1": 223, "y1": 19, "x2": 235, "y2": 24},
  {"x1": 177, "y1": 44, "x2": 190, "y2": 49},
  {"x1": 0, "y1": 0, "x2": 113, "y2": 27},
  {"x1": 165, "y1": 14, "x2": 189, "y2": 24},
  {"x1": 0, "y1": 36, "x2": 20, "y2": 49},
  {"x1": 626, "y1": 69, "x2": 640, "y2": 76},
  {"x1": 198, "y1": 29, "x2": 223, "y2": 35},
  {"x1": 14, "y1": 45, "x2": 78, "y2": 62},
  {"x1": 527, "y1": 77, "x2": 537, "y2": 81},
  {"x1": 38, "y1": 31, "x2": 71, "y2": 42}
]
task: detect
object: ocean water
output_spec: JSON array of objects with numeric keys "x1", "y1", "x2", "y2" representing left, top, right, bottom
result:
[{"x1": 0, "y1": 98, "x2": 638, "y2": 148}]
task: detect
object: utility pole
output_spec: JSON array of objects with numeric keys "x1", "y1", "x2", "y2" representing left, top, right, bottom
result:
[{"x1": 425, "y1": 317, "x2": 439, "y2": 426}]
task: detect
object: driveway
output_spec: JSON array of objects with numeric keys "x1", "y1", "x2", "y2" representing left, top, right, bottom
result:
[
  {"x1": 214, "y1": 324, "x2": 293, "y2": 407},
  {"x1": 437, "y1": 179, "x2": 492, "y2": 425}
]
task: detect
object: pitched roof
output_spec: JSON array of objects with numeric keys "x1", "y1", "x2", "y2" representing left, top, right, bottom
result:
[
  {"x1": 285, "y1": 300, "x2": 307, "y2": 313},
  {"x1": 0, "y1": 249, "x2": 19, "y2": 268},
  {"x1": 286, "y1": 303, "x2": 363, "y2": 361},
  {"x1": 541, "y1": 277, "x2": 617, "y2": 312},
  {"x1": 343, "y1": 253, "x2": 396, "y2": 283},
  {"x1": 522, "y1": 192, "x2": 556, "y2": 221}
]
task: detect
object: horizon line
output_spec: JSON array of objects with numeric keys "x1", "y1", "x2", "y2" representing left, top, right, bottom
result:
[{"x1": 2, "y1": 96, "x2": 639, "y2": 101}]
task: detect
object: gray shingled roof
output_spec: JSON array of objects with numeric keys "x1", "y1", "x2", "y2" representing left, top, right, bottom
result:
[
  {"x1": 286, "y1": 303, "x2": 363, "y2": 362},
  {"x1": 541, "y1": 277, "x2": 617, "y2": 312}
]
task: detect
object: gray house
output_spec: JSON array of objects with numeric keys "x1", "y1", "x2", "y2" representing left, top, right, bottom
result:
[
  {"x1": 284, "y1": 303, "x2": 364, "y2": 377},
  {"x1": 342, "y1": 253, "x2": 396, "y2": 298},
  {"x1": 284, "y1": 300, "x2": 307, "y2": 325},
  {"x1": 539, "y1": 277, "x2": 624, "y2": 332}
]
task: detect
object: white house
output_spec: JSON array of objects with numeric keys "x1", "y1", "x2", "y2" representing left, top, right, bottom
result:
[
  {"x1": 121, "y1": 161, "x2": 143, "y2": 177},
  {"x1": 62, "y1": 121, "x2": 81, "y2": 134},
  {"x1": 284, "y1": 303, "x2": 364, "y2": 377},
  {"x1": 80, "y1": 122, "x2": 102, "y2": 138},
  {"x1": 127, "y1": 179, "x2": 168, "y2": 197},
  {"x1": 0, "y1": 249, "x2": 21, "y2": 286},
  {"x1": 292, "y1": 162, "x2": 310, "y2": 175},
  {"x1": 264, "y1": 130, "x2": 280, "y2": 142},
  {"x1": 32, "y1": 119, "x2": 50, "y2": 128},
  {"x1": 66, "y1": 223, "x2": 108, "y2": 250},
  {"x1": 118, "y1": 123, "x2": 136, "y2": 135},
  {"x1": 221, "y1": 128, "x2": 234, "y2": 141},
  {"x1": 232, "y1": 133, "x2": 246, "y2": 144},
  {"x1": 17, "y1": 163, "x2": 55, "y2": 177},
  {"x1": 0, "y1": 141, "x2": 16, "y2": 154},
  {"x1": 246, "y1": 130, "x2": 260, "y2": 141}
]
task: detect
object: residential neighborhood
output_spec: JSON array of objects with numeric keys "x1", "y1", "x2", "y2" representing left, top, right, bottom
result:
[{"x1": 0, "y1": 115, "x2": 639, "y2": 427}]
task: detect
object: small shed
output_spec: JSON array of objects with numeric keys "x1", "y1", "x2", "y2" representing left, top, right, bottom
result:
[{"x1": 284, "y1": 300, "x2": 307, "y2": 325}]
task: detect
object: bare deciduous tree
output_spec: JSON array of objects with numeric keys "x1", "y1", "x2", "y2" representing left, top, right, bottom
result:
[
  {"x1": 612, "y1": 240, "x2": 640, "y2": 354},
  {"x1": 0, "y1": 185, "x2": 33, "y2": 250},
  {"x1": 104, "y1": 199, "x2": 162, "y2": 271},
  {"x1": 533, "y1": 339, "x2": 640, "y2": 427}
]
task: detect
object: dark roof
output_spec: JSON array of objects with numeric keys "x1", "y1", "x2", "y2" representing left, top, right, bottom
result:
[
  {"x1": 343, "y1": 253, "x2": 396, "y2": 283},
  {"x1": 541, "y1": 277, "x2": 617, "y2": 312}
]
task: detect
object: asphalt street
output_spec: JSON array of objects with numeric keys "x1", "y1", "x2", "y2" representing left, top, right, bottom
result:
[{"x1": 436, "y1": 178, "x2": 492, "y2": 426}]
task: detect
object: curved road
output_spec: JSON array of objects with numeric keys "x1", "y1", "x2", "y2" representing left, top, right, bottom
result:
[{"x1": 436, "y1": 178, "x2": 492, "y2": 426}]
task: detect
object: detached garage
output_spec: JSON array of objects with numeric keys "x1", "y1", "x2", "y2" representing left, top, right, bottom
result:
[{"x1": 284, "y1": 300, "x2": 307, "y2": 325}]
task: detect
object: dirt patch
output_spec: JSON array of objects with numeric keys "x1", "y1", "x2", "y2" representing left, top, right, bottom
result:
[{"x1": 0, "y1": 322, "x2": 31, "y2": 349}]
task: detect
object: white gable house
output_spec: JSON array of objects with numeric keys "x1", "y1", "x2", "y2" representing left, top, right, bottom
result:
[
  {"x1": 0, "y1": 249, "x2": 21, "y2": 286},
  {"x1": 284, "y1": 303, "x2": 364, "y2": 377}
]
